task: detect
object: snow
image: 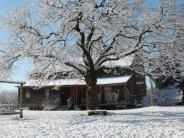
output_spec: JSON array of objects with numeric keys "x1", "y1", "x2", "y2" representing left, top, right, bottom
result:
[
  {"x1": 97, "y1": 76, "x2": 132, "y2": 85},
  {"x1": 25, "y1": 75, "x2": 132, "y2": 87},
  {"x1": 103, "y1": 56, "x2": 134, "y2": 68},
  {"x1": 72, "y1": 56, "x2": 133, "y2": 68},
  {"x1": 155, "y1": 86, "x2": 183, "y2": 106},
  {"x1": 1, "y1": 106, "x2": 184, "y2": 138}
]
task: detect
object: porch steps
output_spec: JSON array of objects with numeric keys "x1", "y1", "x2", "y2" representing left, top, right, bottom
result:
[
  {"x1": 87, "y1": 110, "x2": 107, "y2": 116},
  {"x1": 56, "y1": 105, "x2": 68, "y2": 111}
]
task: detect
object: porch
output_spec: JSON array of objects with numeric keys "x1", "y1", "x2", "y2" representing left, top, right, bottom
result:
[{"x1": 20, "y1": 75, "x2": 136, "y2": 110}]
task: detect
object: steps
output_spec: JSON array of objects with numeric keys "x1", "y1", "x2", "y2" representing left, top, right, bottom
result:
[{"x1": 56, "y1": 105, "x2": 68, "y2": 111}]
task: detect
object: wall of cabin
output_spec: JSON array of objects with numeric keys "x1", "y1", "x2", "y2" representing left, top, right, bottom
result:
[
  {"x1": 19, "y1": 87, "x2": 61, "y2": 109},
  {"x1": 19, "y1": 75, "x2": 146, "y2": 110}
]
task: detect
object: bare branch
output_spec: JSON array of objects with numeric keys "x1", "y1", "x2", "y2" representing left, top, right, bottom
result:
[
  {"x1": 65, "y1": 62, "x2": 85, "y2": 75},
  {"x1": 89, "y1": 35, "x2": 103, "y2": 52},
  {"x1": 95, "y1": 0, "x2": 106, "y2": 9},
  {"x1": 96, "y1": 57, "x2": 119, "y2": 71}
]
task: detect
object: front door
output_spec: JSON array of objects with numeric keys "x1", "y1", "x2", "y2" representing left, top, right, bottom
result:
[{"x1": 60, "y1": 88, "x2": 70, "y2": 105}]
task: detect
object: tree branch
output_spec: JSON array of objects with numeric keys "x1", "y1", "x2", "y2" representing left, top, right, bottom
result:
[
  {"x1": 86, "y1": 27, "x2": 95, "y2": 47},
  {"x1": 73, "y1": 12, "x2": 96, "y2": 70},
  {"x1": 89, "y1": 35, "x2": 103, "y2": 53},
  {"x1": 65, "y1": 62, "x2": 85, "y2": 75},
  {"x1": 95, "y1": 57, "x2": 119, "y2": 71},
  {"x1": 95, "y1": 0, "x2": 106, "y2": 9},
  {"x1": 74, "y1": 12, "x2": 85, "y2": 45},
  {"x1": 77, "y1": 43, "x2": 94, "y2": 69},
  {"x1": 122, "y1": 29, "x2": 152, "y2": 57}
]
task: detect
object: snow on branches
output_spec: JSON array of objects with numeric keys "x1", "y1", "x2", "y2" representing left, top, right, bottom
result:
[{"x1": 0, "y1": 0, "x2": 183, "y2": 83}]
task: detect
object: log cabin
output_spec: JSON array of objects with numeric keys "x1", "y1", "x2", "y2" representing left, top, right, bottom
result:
[
  {"x1": 18, "y1": 73, "x2": 146, "y2": 110},
  {"x1": 18, "y1": 56, "x2": 147, "y2": 110}
]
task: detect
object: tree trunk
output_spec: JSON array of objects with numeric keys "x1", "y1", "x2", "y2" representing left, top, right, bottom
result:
[
  {"x1": 85, "y1": 72, "x2": 97, "y2": 110},
  {"x1": 179, "y1": 80, "x2": 184, "y2": 104}
]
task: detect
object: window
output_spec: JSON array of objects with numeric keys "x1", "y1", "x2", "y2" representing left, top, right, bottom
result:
[
  {"x1": 104, "y1": 87, "x2": 112, "y2": 103},
  {"x1": 104, "y1": 87, "x2": 111, "y2": 92},
  {"x1": 45, "y1": 88, "x2": 50, "y2": 98},
  {"x1": 25, "y1": 89, "x2": 31, "y2": 98}
]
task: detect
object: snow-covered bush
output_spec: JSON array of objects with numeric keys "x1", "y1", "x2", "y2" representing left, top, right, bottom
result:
[
  {"x1": 0, "y1": 91, "x2": 18, "y2": 106},
  {"x1": 155, "y1": 86, "x2": 182, "y2": 106},
  {"x1": 41, "y1": 97, "x2": 61, "y2": 111}
]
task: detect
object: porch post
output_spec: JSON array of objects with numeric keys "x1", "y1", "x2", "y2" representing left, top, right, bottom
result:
[
  {"x1": 124, "y1": 85, "x2": 127, "y2": 108},
  {"x1": 76, "y1": 87, "x2": 78, "y2": 106},
  {"x1": 99, "y1": 85, "x2": 102, "y2": 104},
  {"x1": 19, "y1": 83, "x2": 23, "y2": 108}
]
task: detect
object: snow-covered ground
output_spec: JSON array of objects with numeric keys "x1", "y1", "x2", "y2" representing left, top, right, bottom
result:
[{"x1": 1, "y1": 106, "x2": 184, "y2": 138}]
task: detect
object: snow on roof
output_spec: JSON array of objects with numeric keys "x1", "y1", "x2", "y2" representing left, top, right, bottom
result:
[
  {"x1": 28, "y1": 56, "x2": 133, "y2": 78},
  {"x1": 103, "y1": 56, "x2": 133, "y2": 68},
  {"x1": 25, "y1": 75, "x2": 132, "y2": 87},
  {"x1": 97, "y1": 76, "x2": 132, "y2": 85},
  {"x1": 70, "y1": 56, "x2": 133, "y2": 69}
]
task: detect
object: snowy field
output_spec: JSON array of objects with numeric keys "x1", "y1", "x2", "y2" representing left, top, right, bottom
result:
[{"x1": 1, "y1": 106, "x2": 184, "y2": 138}]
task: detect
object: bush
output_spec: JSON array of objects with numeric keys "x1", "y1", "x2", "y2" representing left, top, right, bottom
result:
[
  {"x1": 155, "y1": 85, "x2": 182, "y2": 106},
  {"x1": 41, "y1": 97, "x2": 61, "y2": 110},
  {"x1": 0, "y1": 91, "x2": 18, "y2": 106}
]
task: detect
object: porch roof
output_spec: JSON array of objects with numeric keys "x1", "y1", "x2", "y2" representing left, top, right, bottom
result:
[{"x1": 25, "y1": 75, "x2": 132, "y2": 87}]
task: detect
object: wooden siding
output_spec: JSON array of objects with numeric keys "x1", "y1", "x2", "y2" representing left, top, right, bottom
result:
[{"x1": 18, "y1": 75, "x2": 146, "y2": 109}]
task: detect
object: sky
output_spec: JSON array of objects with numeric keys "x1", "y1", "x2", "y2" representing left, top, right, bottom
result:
[
  {"x1": 0, "y1": 0, "x2": 23, "y2": 13},
  {"x1": 0, "y1": 0, "x2": 160, "y2": 92},
  {"x1": 0, "y1": 0, "x2": 32, "y2": 92},
  {"x1": 0, "y1": 0, "x2": 157, "y2": 92}
]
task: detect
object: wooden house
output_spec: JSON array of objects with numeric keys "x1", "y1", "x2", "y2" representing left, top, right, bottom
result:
[
  {"x1": 18, "y1": 74, "x2": 146, "y2": 110},
  {"x1": 18, "y1": 56, "x2": 147, "y2": 110}
]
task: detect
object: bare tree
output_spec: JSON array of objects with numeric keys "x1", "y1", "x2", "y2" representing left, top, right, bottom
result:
[
  {"x1": 1, "y1": 0, "x2": 182, "y2": 109},
  {"x1": 132, "y1": 1, "x2": 184, "y2": 85}
]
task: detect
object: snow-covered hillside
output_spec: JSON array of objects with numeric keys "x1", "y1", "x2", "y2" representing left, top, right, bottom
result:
[{"x1": 0, "y1": 106, "x2": 184, "y2": 138}]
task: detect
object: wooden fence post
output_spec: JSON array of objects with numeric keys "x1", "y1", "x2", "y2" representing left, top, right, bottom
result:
[
  {"x1": 19, "y1": 108, "x2": 23, "y2": 118},
  {"x1": 20, "y1": 83, "x2": 23, "y2": 108}
]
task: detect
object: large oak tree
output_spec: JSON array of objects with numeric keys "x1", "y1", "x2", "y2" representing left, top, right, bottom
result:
[{"x1": 1, "y1": 0, "x2": 181, "y2": 109}]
